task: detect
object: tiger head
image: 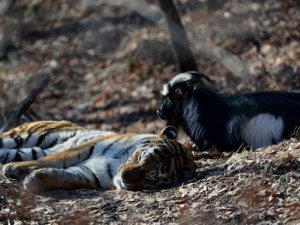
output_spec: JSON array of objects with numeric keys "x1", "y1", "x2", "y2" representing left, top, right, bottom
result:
[{"x1": 114, "y1": 126, "x2": 196, "y2": 190}]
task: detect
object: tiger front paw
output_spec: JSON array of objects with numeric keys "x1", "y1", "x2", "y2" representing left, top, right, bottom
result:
[
  {"x1": 23, "y1": 169, "x2": 48, "y2": 192},
  {"x1": 2, "y1": 162, "x2": 38, "y2": 180}
]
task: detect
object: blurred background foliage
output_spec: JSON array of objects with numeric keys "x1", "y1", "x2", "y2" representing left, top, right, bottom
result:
[{"x1": 0, "y1": 0, "x2": 299, "y2": 133}]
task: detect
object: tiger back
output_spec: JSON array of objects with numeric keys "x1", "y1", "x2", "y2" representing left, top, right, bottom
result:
[
  {"x1": 0, "y1": 121, "x2": 196, "y2": 191},
  {"x1": 0, "y1": 121, "x2": 113, "y2": 163}
]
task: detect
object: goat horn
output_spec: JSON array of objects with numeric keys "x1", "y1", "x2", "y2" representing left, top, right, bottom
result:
[
  {"x1": 162, "y1": 71, "x2": 213, "y2": 96},
  {"x1": 186, "y1": 71, "x2": 214, "y2": 84},
  {"x1": 169, "y1": 71, "x2": 213, "y2": 88}
]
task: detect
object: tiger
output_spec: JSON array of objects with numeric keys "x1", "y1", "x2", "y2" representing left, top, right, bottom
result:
[{"x1": 0, "y1": 121, "x2": 196, "y2": 192}]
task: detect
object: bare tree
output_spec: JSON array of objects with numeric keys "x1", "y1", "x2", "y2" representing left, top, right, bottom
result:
[{"x1": 157, "y1": 0, "x2": 198, "y2": 72}]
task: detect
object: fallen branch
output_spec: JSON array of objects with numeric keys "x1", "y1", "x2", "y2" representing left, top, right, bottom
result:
[{"x1": 0, "y1": 73, "x2": 50, "y2": 133}]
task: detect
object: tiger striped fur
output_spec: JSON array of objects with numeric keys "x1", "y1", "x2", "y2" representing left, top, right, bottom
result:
[{"x1": 0, "y1": 121, "x2": 196, "y2": 191}]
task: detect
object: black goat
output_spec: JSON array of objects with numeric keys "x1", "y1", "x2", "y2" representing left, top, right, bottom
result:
[{"x1": 157, "y1": 71, "x2": 300, "y2": 151}]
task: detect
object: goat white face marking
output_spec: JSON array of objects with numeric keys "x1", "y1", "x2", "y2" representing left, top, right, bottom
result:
[
  {"x1": 162, "y1": 84, "x2": 169, "y2": 96},
  {"x1": 161, "y1": 73, "x2": 193, "y2": 96},
  {"x1": 242, "y1": 114, "x2": 284, "y2": 149},
  {"x1": 169, "y1": 73, "x2": 192, "y2": 86}
]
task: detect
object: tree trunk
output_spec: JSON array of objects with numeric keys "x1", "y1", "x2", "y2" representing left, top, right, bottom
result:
[{"x1": 157, "y1": 0, "x2": 198, "y2": 72}]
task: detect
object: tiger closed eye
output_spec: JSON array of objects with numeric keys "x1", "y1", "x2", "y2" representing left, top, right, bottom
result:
[{"x1": 137, "y1": 152, "x2": 145, "y2": 162}]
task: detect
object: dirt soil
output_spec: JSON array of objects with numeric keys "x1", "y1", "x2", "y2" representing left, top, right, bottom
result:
[{"x1": 0, "y1": 0, "x2": 300, "y2": 224}]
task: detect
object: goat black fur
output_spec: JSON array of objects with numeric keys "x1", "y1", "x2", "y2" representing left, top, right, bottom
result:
[{"x1": 157, "y1": 72, "x2": 300, "y2": 151}]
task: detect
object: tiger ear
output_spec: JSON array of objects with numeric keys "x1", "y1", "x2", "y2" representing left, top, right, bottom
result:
[{"x1": 159, "y1": 126, "x2": 178, "y2": 140}]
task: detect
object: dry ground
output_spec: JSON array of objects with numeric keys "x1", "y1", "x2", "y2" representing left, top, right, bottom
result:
[{"x1": 1, "y1": 139, "x2": 299, "y2": 224}]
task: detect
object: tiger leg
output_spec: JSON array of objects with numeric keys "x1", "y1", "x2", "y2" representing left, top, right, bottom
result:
[
  {"x1": 2, "y1": 143, "x2": 96, "y2": 179},
  {"x1": 2, "y1": 135, "x2": 115, "y2": 180},
  {"x1": 23, "y1": 166, "x2": 102, "y2": 192},
  {"x1": 23, "y1": 157, "x2": 118, "y2": 191}
]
